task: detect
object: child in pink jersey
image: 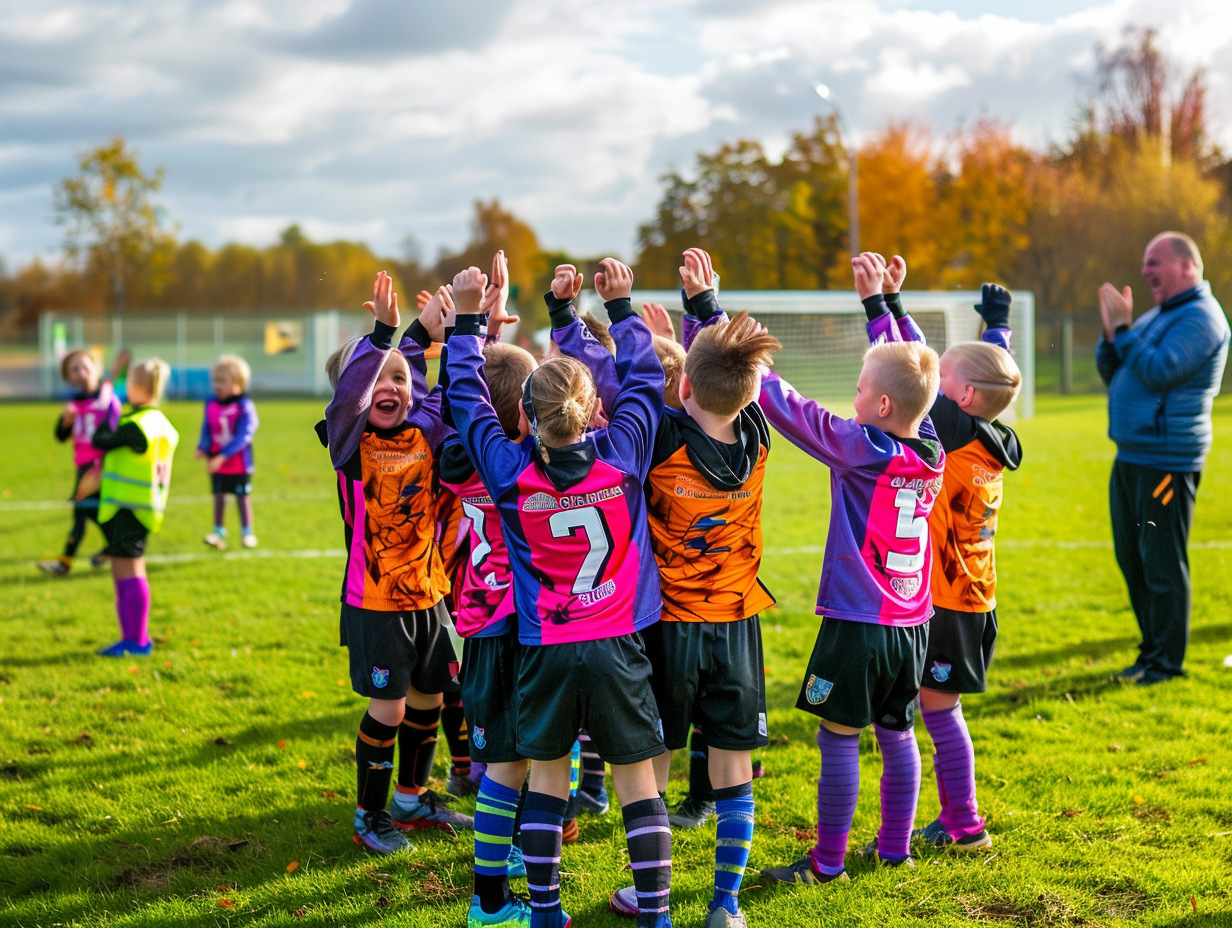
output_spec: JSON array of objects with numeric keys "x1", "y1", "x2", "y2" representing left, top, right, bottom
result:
[
  {"x1": 39, "y1": 348, "x2": 122, "y2": 576},
  {"x1": 197, "y1": 355, "x2": 259, "y2": 550}
]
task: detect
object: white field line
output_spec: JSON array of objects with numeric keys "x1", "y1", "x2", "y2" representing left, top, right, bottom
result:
[
  {"x1": 766, "y1": 539, "x2": 1232, "y2": 555},
  {"x1": 0, "y1": 492, "x2": 334, "y2": 512}
]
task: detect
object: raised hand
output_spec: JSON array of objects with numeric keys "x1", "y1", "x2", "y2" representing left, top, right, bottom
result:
[
  {"x1": 481, "y1": 250, "x2": 520, "y2": 340},
  {"x1": 418, "y1": 286, "x2": 450, "y2": 343},
  {"x1": 416, "y1": 290, "x2": 434, "y2": 311},
  {"x1": 363, "y1": 271, "x2": 400, "y2": 328},
  {"x1": 976, "y1": 283, "x2": 1012, "y2": 329},
  {"x1": 1099, "y1": 282, "x2": 1133, "y2": 338},
  {"x1": 883, "y1": 255, "x2": 907, "y2": 294},
  {"x1": 594, "y1": 258, "x2": 634, "y2": 302},
  {"x1": 551, "y1": 264, "x2": 584, "y2": 301},
  {"x1": 851, "y1": 253, "x2": 885, "y2": 300},
  {"x1": 679, "y1": 247, "x2": 715, "y2": 298},
  {"x1": 642, "y1": 302, "x2": 676, "y2": 340},
  {"x1": 452, "y1": 267, "x2": 488, "y2": 315}
]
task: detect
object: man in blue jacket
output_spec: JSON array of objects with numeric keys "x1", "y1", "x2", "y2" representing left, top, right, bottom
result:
[{"x1": 1097, "y1": 232, "x2": 1230, "y2": 684}]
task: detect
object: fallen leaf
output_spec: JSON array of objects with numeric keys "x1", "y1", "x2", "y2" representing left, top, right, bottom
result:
[
  {"x1": 216, "y1": 882, "x2": 236, "y2": 892},
  {"x1": 301, "y1": 691, "x2": 316, "y2": 700},
  {"x1": 127, "y1": 667, "x2": 139, "y2": 675},
  {"x1": 286, "y1": 861, "x2": 299, "y2": 873},
  {"x1": 42, "y1": 726, "x2": 51, "y2": 734},
  {"x1": 25, "y1": 805, "x2": 43, "y2": 812},
  {"x1": 322, "y1": 790, "x2": 338, "y2": 799},
  {"x1": 77, "y1": 731, "x2": 92, "y2": 742},
  {"x1": 191, "y1": 640, "x2": 200, "y2": 647},
  {"x1": 337, "y1": 679, "x2": 346, "y2": 686},
  {"x1": 218, "y1": 899, "x2": 233, "y2": 909},
  {"x1": 1062, "y1": 809, "x2": 1084, "y2": 818},
  {"x1": 1190, "y1": 757, "x2": 1208, "y2": 766},
  {"x1": 293, "y1": 908, "x2": 307, "y2": 918},
  {"x1": 163, "y1": 661, "x2": 173, "y2": 669},
  {"x1": 297, "y1": 760, "x2": 307, "y2": 770},
  {"x1": 1132, "y1": 794, "x2": 1145, "y2": 805},
  {"x1": 1107, "y1": 742, "x2": 1122, "y2": 753},
  {"x1": 1191, "y1": 895, "x2": 1198, "y2": 912},
  {"x1": 277, "y1": 741, "x2": 287, "y2": 749}
]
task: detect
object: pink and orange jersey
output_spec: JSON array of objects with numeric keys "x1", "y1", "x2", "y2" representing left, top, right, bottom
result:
[
  {"x1": 59, "y1": 383, "x2": 122, "y2": 468},
  {"x1": 445, "y1": 303, "x2": 665, "y2": 646},
  {"x1": 197, "y1": 395, "x2": 259, "y2": 475}
]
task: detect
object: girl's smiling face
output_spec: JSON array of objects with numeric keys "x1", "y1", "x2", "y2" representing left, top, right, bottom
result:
[{"x1": 368, "y1": 351, "x2": 411, "y2": 429}]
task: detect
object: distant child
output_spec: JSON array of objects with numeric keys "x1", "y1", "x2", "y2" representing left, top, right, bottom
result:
[
  {"x1": 885, "y1": 281, "x2": 1022, "y2": 851},
  {"x1": 759, "y1": 253, "x2": 944, "y2": 883},
  {"x1": 197, "y1": 355, "x2": 259, "y2": 550},
  {"x1": 92, "y1": 358, "x2": 179, "y2": 657},
  {"x1": 39, "y1": 347, "x2": 122, "y2": 576},
  {"x1": 448, "y1": 259, "x2": 673, "y2": 928},
  {"x1": 317, "y1": 272, "x2": 472, "y2": 857}
]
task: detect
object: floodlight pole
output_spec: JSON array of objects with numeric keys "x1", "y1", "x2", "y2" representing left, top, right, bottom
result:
[{"x1": 815, "y1": 85, "x2": 859, "y2": 258}]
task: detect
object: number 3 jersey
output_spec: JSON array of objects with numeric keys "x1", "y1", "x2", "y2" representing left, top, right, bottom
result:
[
  {"x1": 758, "y1": 370, "x2": 945, "y2": 628},
  {"x1": 446, "y1": 307, "x2": 665, "y2": 647}
]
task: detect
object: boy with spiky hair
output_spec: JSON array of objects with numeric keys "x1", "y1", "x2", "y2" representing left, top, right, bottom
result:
[{"x1": 759, "y1": 253, "x2": 944, "y2": 884}]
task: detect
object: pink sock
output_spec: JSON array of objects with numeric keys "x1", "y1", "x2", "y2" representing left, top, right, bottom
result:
[
  {"x1": 922, "y1": 703, "x2": 984, "y2": 837},
  {"x1": 874, "y1": 724, "x2": 921, "y2": 861},
  {"x1": 115, "y1": 577, "x2": 151, "y2": 646},
  {"x1": 809, "y1": 725, "x2": 860, "y2": 876}
]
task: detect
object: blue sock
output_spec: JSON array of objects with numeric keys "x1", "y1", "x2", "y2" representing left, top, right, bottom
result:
[
  {"x1": 214, "y1": 525, "x2": 226, "y2": 536},
  {"x1": 711, "y1": 782, "x2": 754, "y2": 915},
  {"x1": 474, "y1": 776, "x2": 520, "y2": 912}
]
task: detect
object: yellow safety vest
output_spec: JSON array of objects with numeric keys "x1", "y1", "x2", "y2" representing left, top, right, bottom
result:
[{"x1": 99, "y1": 407, "x2": 180, "y2": 532}]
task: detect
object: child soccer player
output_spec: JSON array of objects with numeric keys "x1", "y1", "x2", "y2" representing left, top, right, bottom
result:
[
  {"x1": 759, "y1": 253, "x2": 944, "y2": 883},
  {"x1": 880, "y1": 280, "x2": 1022, "y2": 851},
  {"x1": 318, "y1": 272, "x2": 472, "y2": 857},
  {"x1": 39, "y1": 348, "x2": 122, "y2": 576},
  {"x1": 198, "y1": 355, "x2": 259, "y2": 550},
  {"x1": 92, "y1": 358, "x2": 179, "y2": 656},
  {"x1": 447, "y1": 259, "x2": 673, "y2": 928}
]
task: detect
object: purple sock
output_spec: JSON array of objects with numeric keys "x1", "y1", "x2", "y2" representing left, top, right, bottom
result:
[
  {"x1": 115, "y1": 576, "x2": 151, "y2": 646},
  {"x1": 873, "y1": 724, "x2": 921, "y2": 861},
  {"x1": 922, "y1": 703, "x2": 984, "y2": 837},
  {"x1": 809, "y1": 725, "x2": 860, "y2": 876},
  {"x1": 238, "y1": 495, "x2": 253, "y2": 531}
]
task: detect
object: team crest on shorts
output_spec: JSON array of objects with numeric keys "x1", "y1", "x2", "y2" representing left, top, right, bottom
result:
[
  {"x1": 371, "y1": 666, "x2": 390, "y2": 688},
  {"x1": 805, "y1": 674, "x2": 833, "y2": 705},
  {"x1": 930, "y1": 662, "x2": 952, "y2": 683},
  {"x1": 473, "y1": 726, "x2": 486, "y2": 750},
  {"x1": 758, "y1": 713, "x2": 768, "y2": 737}
]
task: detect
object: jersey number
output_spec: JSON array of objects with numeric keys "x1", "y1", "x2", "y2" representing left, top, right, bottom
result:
[
  {"x1": 885, "y1": 488, "x2": 926, "y2": 574},
  {"x1": 462, "y1": 501, "x2": 492, "y2": 569},
  {"x1": 548, "y1": 507, "x2": 613, "y2": 595}
]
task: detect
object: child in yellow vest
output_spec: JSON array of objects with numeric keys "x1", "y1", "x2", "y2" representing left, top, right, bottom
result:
[{"x1": 93, "y1": 358, "x2": 180, "y2": 657}]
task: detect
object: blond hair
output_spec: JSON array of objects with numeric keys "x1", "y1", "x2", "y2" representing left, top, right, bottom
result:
[
  {"x1": 942, "y1": 341, "x2": 1022, "y2": 420},
  {"x1": 325, "y1": 336, "x2": 364, "y2": 391},
  {"x1": 128, "y1": 357, "x2": 170, "y2": 404},
  {"x1": 528, "y1": 357, "x2": 596, "y2": 448},
  {"x1": 484, "y1": 343, "x2": 537, "y2": 437},
  {"x1": 60, "y1": 347, "x2": 102, "y2": 383},
  {"x1": 684, "y1": 312, "x2": 782, "y2": 417},
  {"x1": 862, "y1": 341, "x2": 939, "y2": 425},
  {"x1": 580, "y1": 312, "x2": 616, "y2": 356},
  {"x1": 653, "y1": 337, "x2": 686, "y2": 411},
  {"x1": 212, "y1": 354, "x2": 252, "y2": 392}
]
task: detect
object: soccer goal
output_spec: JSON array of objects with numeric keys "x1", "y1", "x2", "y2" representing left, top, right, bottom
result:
[{"x1": 583, "y1": 290, "x2": 1035, "y2": 420}]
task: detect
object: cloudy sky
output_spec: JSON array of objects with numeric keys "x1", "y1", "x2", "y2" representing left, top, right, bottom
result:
[{"x1": 1, "y1": 0, "x2": 1229, "y2": 267}]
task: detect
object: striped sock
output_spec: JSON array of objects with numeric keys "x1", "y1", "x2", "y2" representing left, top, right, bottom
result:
[
  {"x1": 922, "y1": 703, "x2": 985, "y2": 837},
  {"x1": 711, "y1": 782, "x2": 754, "y2": 916},
  {"x1": 521, "y1": 791, "x2": 567, "y2": 928},
  {"x1": 441, "y1": 694, "x2": 471, "y2": 778},
  {"x1": 578, "y1": 733, "x2": 605, "y2": 795},
  {"x1": 810, "y1": 725, "x2": 860, "y2": 876},
  {"x1": 622, "y1": 796, "x2": 672, "y2": 928},
  {"x1": 874, "y1": 724, "x2": 921, "y2": 862},
  {"x1": 394, "y1": 705, "x2": 440, "y2": 804},
  {"x1": 473, "y1": 776, "x2": 520, "y2": 913},
  {"x1": 355, "y1": 712, "x2": 399, "y2": 812}
]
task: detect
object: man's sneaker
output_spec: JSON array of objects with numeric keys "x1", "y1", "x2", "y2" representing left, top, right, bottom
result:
[
  {"x1": 390, "y1": 789, "x2": 474, "y2": 834},
  {"x1": 609, "y1": 885, "x2": 638, "y2": 917},
  {"x1": 1116, "y1": 663, "x2": 1148, "y2": 683},
  {"x1": 506, "y1": 844, "x2": 525, "y2": 879},
  {"x1": 667, "y1": 794, "x2": 715, "y2": 829},
  {"x1": 561, "y1": 817, "x2": 578, "y2": 845},
  {"x1": 1137, "y1": 670, "x2": 1176, "y2": 686},
  {"x1": 353, "y1": 808, "x2": 413, "y2": 855},
  {"x1": 761, "y1": 856, "x2": 849, "y2": 885},
  {"x1": 97, "y1": 640, "x2": 153, "y2": 657},
  {"x1": 574, "y1": 785, "x2": 609, "y2": 815},
  {"x1": 90, "y1": 553, "x2": 109, "y2": 569},
  {"x1": 912, "y1": 818, "x2": 993, "y2": 850},
  {"x1": 449, "y1": 770, "x2": 481, "y2": 798},
  {"x1": 467, "y1": 893, "x2": 533, "y2": 927},
  {"x1": 37, "y1": 559, "x2": 70, "y2": 576},
  {"x1": 241, "y1": 534, "x2": 258, "y2": 549},
  {"x1": 204, "y1": 532, "x2": 227, "y2": 550},
  {"x1": 707, "y1": 904, "x2": 748, "y2": 928}
]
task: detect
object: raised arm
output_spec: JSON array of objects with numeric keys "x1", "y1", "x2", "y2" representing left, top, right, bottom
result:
[
  {"x1": 678, "y1": 248, "x2": 727, "y2": 351},
  {"x1": 974, "y1": 283, "x2": 1012, "y2": 352},
  {"x1": 545, "y1": 264, "x2": 620, "y2": 413},
  {"x1": 757, "y1": 368, "x2": 886, "y2": 471}
]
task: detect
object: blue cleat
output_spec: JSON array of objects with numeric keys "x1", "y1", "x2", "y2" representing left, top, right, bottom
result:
[
  {"x1": 390, "y1": 788, "x2": 474, "y2": 834},
  {"x1": 466, "y1": 894, "x2": 536, "y2": 927},
  {"x1": 574, "y1": 785, "x2": 610, "y2": 816},
  {"x1": 353, "y1": 808, "x2": 413, "y2": 855},
  {"x1": 506, "y1": 843, "x2": 525, "y2": 878},
  {"x1": 97, "y1": 640, "x2": 153, "y2": 657},
  {"x1": 912, "y1": 818, "x2": 992, "y2": 850}
]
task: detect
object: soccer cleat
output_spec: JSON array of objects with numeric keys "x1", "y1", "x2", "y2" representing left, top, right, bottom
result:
[
  {"x1": 609, "y1": 885, "x2": 638, "y2": 917},
  {"x1": 466, "y1": 893, "x2": 533, "y2": 927},
  {"x1": 574, "y1": 785, "x2": 610, "y2": 816},
  {"x1": 448, "y1": 770, "x2": 481, "y2": 798},
  {"x1": 912, "y1": 819, "x2": 992, "y2": 850},
  {"x1": 90, "y1": 553, "x2": 109, "y2": 569},
  {"x1": 667, "y1": 794, "x2": 715, "y2": 829},
  {"x1": 353, "y1": 808, "x2": 413, "y2": 855},
  {"x1": 1137, "y1": 670, "x2": 1175, "y2": 687},
  {"x1": 506, "y1": 843, "x2": 525, "y2": 879},
  {"x1": 1116, "y1": 663, "x2": 1148, "y2": 683},
  {"x1": 760, "y1": 856, "x2": 848, "y2": 885},
  {"x1": 241, "y1": 534, "x2": 258, "y2": 549},
  {"x1": 752, "y1": 760, "x2": 765, "y2": 779},
  {"x1": 707, "y1": 904, "x2": 748, "y2": 928},
  {"x1": 390, "y1": 789, "x2": 474, "y2": 834},
  {"x1": 203, "y1": 532, "x2": 227, "y2": 550},
  {"x1": 97, "y1": 640, "x2": 153, "y2": 657},
  {"x1": 37, "y1": 559, "x2": 70, "y2": 576},
  {"x1": 859, "y1": 837, "x2": 917, "y2": 865},
  {"x1": 561, "y1": 817, "x2": 578, "y2": 845}
]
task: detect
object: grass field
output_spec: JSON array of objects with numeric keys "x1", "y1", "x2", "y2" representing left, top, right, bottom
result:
[{"x1": 2, "y1": 395, "x2": 1232, "y2": 927}]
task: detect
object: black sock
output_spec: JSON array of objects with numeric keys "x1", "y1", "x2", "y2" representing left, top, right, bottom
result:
[
  {"x1": 522, "y1": 791, "x2": 568, "y2": 920},
  {"x1": 397, "y1": 705, "x2": 441, "y2": 795},
  {"x1": 356, "y1": 712, "x2": 400, "y2": 812},
  {"x1": 64, "y1": 508, "x2": 89, "y2": 558},
  {"x1": 579, "y1": 735, "x2": 605, "y2": 795},
  {"x1": 441, "y1": 694, "x2": 470, "y2": 778},
  {"x1": 512, "y1": 777, "x2": 529, "y2": 849},
  {"x1": 689, "y1": 727, "x2": 714, "y2": 803},
  {"x1": 623, "y1": 797, "x2": 672, "y2": 924}
]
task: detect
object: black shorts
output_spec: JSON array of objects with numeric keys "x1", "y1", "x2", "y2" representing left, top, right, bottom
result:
[
  {"x1": 212, "y1": 473, "x2": 253, "y2": 496},
  {"x1": 340, "y1": 600, "x2": 458, "y2": 699},
  {"x1": 461, "y1": 631, "x2": 522, "y2": 764},
  {"x1": 796, "y1": 617, "x2": 928, "y2": 731},
  {"x1": 516, "y1": 633, "x2": 665, "y2": 765},
  {"x1": 100, "y1": 509, "x2": 149, "y2": 559},
  {"x1": 921, "y1": 607, "x2": 997, "y2": 693},
  {"x1": 644, "y1": 616, "x2": 768, "y2": 752}
]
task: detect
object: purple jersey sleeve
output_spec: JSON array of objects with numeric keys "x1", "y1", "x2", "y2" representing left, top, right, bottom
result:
[
  {"x1": 982, "y1": 326, "x2": 1012, "y2": 351},
  {"x1": 552, "y1": 317, "x2": 621, "y2": 415},
  {"x1": 197, "y1": 400, "x2": 213, "y2": 454},
  {"x1": 680, "y1": 288, "x2": 727, "y2": 352},
  {"x1": 602, "y1": 306, "x2": 665, "y2": 482},
  {"x1": 217, "y1": 397, "x2": 258, "y2": 459}
]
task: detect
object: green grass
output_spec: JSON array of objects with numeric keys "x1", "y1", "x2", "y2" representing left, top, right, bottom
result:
[{"x1": 2, "y1": 395, "x2": 1232, "y2": 927}]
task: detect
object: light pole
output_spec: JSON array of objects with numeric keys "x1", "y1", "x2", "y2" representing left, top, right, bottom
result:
[{"x1": 814, "y1": 84, "x2": 859, "y2": 258}]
